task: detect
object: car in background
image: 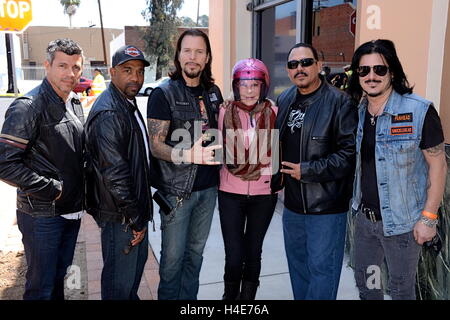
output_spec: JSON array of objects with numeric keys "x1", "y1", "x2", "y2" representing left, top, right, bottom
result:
[
  {"x1": 139, "y1": 77, "x2": 170, "y2": 96},
  {"x1": 74, "y1": 77, "x2": 93, "y2": 95}
]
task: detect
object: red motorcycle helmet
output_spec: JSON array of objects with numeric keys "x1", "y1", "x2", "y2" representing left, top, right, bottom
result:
[{"x1": 232, "y1": 58, "x2": 270, "y2": 102}]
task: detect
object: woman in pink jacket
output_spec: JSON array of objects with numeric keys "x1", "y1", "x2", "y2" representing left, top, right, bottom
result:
[{"x1": 218, "y1": 58, "x2": 278, "y2": 300}]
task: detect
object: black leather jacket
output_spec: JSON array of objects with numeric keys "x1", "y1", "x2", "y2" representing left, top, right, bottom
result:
[
  {"x1": 84, "y1": 83, "x2": 152, "y2": 232},
  {"x1": 271, "y1": 78, "x2": 358, "y2": 214},
  {"x1": 149, "y1": 78, "x2": 223, "y2": 198},
  {"x1": 0, "y1": 78, "x2": 84, "y2": 216}
]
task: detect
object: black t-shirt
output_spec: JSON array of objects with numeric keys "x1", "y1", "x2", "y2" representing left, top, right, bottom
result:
[
  {"x1": 361, "y1": 105, "x2": 444, "y2": 210},
  {"x1": 282, "y1": 88, "x2": 318, "y2": 214},
  {"x1": 147, "y1": 86, "x2": 218, "y2": 191}
]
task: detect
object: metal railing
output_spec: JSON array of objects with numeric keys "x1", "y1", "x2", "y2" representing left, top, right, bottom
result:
[{"x1": 21, "y1": 66, "x2": 110, "y2": 81}]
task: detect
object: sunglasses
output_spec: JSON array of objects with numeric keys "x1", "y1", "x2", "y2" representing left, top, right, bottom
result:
[
  {"x1": 356, "y1": 65, "x2": 389, "y2": 77},
  {"x1": 287, "y1": 58, "x2": 316, "y2": 69}
]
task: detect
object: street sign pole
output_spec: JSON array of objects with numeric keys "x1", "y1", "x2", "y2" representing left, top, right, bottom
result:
[
  {"x1": 1, "y1": 0, "x2": 33, "y2": 96},
  {"x1": 9, "y1": 33, "x2": 18, "y2": 97}
]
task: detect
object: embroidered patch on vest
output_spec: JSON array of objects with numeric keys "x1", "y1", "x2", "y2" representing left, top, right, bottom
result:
[
  {"x1": 209, "y1": 92, "x2": 218, "y2": 102},
  {"x1": 392, "y1": 113, "x2": 413, "y2": 123},
  {"x1": 175, "y1": 101, "x2": 190, "y2": 106},
  {"x1": 390, "y1": 126, "x2": 413, "y2": 135}
]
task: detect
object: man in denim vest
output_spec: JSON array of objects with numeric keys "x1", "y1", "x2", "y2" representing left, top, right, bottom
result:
[{"x1": 347, "y1": 39, "x2": 447, "y2": 300}]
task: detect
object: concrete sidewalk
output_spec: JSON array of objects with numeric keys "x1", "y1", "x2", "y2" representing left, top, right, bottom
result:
[
  {"x1": 0, "y1": 181, "x2": 159, "y2": 300},
  {"x1": 149, "y1": 192, "x2": 360, "y2": 300}
]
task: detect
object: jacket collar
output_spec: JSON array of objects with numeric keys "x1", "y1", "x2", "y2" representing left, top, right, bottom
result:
[
  {"x1": 299, "y1": 75, "x2": 327, "y2": 105},
  {"x1": 40, "y1": 77, "x2": 68, "y2": 105},
  {"x1": 108, "y1": 82, "x2": 137, "y2": 113},
  {"x1": 288, "y1": 74, "x2": 328, "y2": 108}
]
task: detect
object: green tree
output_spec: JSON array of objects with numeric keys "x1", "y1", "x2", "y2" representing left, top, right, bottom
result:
[
  {"x1": 59, "y1": 0, "x2": 81, "y2": 28},
  {"x1": 142, "y1": 0, "x2": 184, "y2": 80},
  {"x1": 198, "y1": 14, "x2": 209, "y2": 27},
  {"x1": 180, "y1": 16, "x2": 196, "y2": 27}
]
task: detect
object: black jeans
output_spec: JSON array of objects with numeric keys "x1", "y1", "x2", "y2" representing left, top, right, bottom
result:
[{"x1": 218, "y1": 191, "x2": 277, "y2": 283}]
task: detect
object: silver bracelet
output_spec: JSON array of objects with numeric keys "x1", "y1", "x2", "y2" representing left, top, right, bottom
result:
[{"x1": 420, "y1": 216, "x2": 438, "y2": 228}]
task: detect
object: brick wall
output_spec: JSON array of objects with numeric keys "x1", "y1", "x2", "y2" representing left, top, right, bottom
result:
[{"x1": 312, "y1": 3, "x2": 355, "y2": 67}]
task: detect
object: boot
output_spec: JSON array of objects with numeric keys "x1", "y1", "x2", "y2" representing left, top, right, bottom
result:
[
  {"x1": 239, "y1": 280, "x2": 259, "y2": 300},
  {"x1": 222, "y1": 281, "x2": 241, "y2": 300}
]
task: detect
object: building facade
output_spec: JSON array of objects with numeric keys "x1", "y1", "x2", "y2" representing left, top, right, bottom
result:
[
  {"x1": 17, "y1": 26, "x2": 123, "y2": 79},
  {"x1": 209, "y1": 0, "x2": 450, "y2": 142}
]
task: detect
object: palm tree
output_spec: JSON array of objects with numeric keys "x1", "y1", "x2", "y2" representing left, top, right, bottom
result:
[{"x1": 60, "y1": 0, "x2": 81, "y2": 27}]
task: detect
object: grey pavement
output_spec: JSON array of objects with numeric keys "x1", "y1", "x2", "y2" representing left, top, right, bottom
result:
[{"x1": 148, "y1": 188, "x2": 360, "y2": 300}]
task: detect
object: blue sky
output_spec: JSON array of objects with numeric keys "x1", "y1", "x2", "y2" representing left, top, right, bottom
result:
[{"x1": 30, "y1": 0, "x2": 208, "y2": 29}]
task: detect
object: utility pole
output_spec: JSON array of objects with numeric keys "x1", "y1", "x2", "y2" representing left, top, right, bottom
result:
[
  {"x1": 5, "y1": 34, "x2": 19, "y2": 96},
  {"x1": 98, "y1": 0, "x2": 108, "y2": 66},
  {"x1": 196, "y1": 0, "x2": 200, "y2": 26}
]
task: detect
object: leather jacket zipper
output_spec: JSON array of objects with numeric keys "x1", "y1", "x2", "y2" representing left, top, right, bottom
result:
[{"x1": 280, "y1": 142, "x2": 284, "y2": 187}]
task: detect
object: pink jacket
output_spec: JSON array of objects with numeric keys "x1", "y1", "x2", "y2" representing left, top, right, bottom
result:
[{"x1": 218, "y1": 101, "x2": 278, "y2": 196}]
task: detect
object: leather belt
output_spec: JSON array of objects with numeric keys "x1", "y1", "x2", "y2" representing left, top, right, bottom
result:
[{"x1": 361, "y1": 203, "x2": 382, "y2": 222}]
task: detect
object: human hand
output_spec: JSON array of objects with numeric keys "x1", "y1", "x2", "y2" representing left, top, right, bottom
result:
[{"x1": 280, "y1": 161, "x2": 301, "y2": 180}]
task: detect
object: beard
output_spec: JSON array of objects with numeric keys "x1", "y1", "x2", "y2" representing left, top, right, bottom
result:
[
  {"x1": 183, "y1": 64, "x2": 202, "y2": 79},
  {"x1": 363, "y1": 80, "x2": 391, "y2": 97},
  {"x1": 184, "y1": 69, "x2": 202, "y2": 79},
  {"x1": 367, "y1": 91, "x2": 383, "y2": 97}
]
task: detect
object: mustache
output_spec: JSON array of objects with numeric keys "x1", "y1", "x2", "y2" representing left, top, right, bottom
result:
[
  {"x1": 365, "y1": 80, "x2": 382, "y2": 84},
  {"x1": 186, "y1": 62, "x2": 200, "y2": 67},
  {"x1": 294, "y1": 71, "x2": 308, "y2": 78},
  {"x1": 126, "y1": 82, "x2": 141, "y2": 88}
]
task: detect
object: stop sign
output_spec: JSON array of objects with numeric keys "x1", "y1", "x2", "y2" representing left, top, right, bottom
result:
[
  {"x1": 349, "y1": 10, "x2": 356, "y2": 36},
  {"x1": 0, "y1": 0, "x2": 32, "y2": 33}
]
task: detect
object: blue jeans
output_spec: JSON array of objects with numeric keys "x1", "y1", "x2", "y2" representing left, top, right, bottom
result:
[
  {"x1": 282, "y1": 208, "x2": 347, "y2": 300},
  {"x1": 353, "y1": 213, "x2": 421, "y2": 300},
  {"x1": 16, "y1": 210, "x2": 81, "y2": 300},
  {"x1": 97, "y1": 220, "x2": 149, "y2": 300},
  {"x1": 158, "y1": 186, "x2": 217, "y2": 300}
]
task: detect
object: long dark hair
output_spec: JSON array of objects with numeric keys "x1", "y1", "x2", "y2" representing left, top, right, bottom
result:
[
  {"x1": 346, "y1": 39, "x2": 413, "y2": 102},
  {"x1": 170, "y1": 29, "x2": 215, "y2": 89}
]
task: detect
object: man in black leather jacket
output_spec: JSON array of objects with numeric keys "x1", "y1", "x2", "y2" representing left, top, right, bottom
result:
[
  {"x1": 147, "y1": 29, "x2": 223, "y2": 300},
  {"x1": 0, "y1": 39, "x2": 85, "y2": 300},
  {"x1": 271, "y1": 43, "x2": 357, "y2": 300},
  {"x1": 84, "y1": 45, "x2": 152, "y2": 300}
]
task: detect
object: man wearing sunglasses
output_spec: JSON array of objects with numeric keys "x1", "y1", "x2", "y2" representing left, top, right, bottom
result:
[
  {"x1": 347, "y1": 39, "x2": 447, "y2": 300},
  {"x1": 271, "y1": 43, "x2": 357, "y2": 300}
]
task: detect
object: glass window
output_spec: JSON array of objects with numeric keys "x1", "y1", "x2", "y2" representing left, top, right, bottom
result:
[
  {"x1": 255, "y1": 0, "x2": 358, "y2": 97},
  {"x1": 259, "y1": 1, "x2": 297, "y2": 99},
  {"x1": 312, "y1": 0, "x2": 357, "y2": 89}
]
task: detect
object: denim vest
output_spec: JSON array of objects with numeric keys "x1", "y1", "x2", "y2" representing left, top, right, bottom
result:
[{"x1": 352, "y1": 91, "x2": 430, "y2": 236}]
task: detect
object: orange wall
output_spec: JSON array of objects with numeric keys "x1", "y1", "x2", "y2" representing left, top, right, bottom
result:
[
  {"x1": 209, "y1": 0, "x2": 228, "y2": 94},
  {"x1": 356, "y1": 0, "x2": 433, "y2": 97},
  {"x1": 441, "y1": 4, "x2": 450, "y2": 143}
]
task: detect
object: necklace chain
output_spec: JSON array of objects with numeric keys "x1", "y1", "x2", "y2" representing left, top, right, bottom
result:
[{"x1": 368, "y1": 96, "x2": 389, "y2": 126}]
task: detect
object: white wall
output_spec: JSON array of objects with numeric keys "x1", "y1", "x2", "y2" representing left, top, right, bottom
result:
[{"x1": 108, "y1": 31, "x2": 156, "y2": 82}]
